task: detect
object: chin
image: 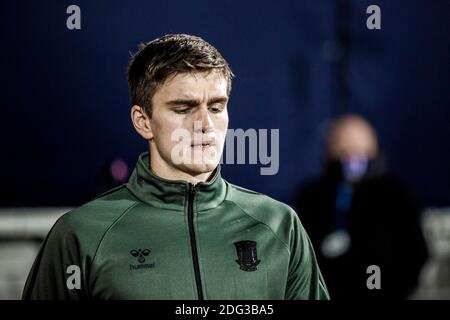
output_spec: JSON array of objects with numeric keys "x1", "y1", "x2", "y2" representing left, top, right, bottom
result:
[{"x1": 183, "y1": 161, "x2": 218, "y2": 175}]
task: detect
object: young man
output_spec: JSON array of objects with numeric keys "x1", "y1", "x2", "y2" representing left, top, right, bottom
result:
[{"x1": 22, "y1": 34, "x2": 329, "y2": 300}]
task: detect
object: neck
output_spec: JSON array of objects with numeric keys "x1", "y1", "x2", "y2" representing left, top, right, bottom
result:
[{"x1": 149, "y1": 145, "x2": 214, "y2": 185}]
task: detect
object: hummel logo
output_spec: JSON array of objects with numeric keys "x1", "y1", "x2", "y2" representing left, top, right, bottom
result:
[
  {"x1": 130, "y1": 249, "x2": 151, "y2": 263},
  {"x1": 129, "y1": 248, "x2": 155, "y2": 271}
]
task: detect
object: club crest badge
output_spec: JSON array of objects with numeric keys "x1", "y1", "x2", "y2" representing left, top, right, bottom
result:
[{"x1": 234, "y1": 240, "x2": 261, "y2": 272}]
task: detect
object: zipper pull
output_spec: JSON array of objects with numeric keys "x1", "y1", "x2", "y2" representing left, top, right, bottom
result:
[{"x1": 189, "y1": 183, "x2": 197, "y2": 196}]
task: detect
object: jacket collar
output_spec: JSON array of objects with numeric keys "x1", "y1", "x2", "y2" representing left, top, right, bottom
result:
[{"x1": 126, "y1": 152, "x2": 227, "y2": 212}]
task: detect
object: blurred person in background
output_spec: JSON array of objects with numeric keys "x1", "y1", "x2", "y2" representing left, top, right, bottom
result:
[{"x1": 295, "y1": 114, "x2": 428, "y2": 300}]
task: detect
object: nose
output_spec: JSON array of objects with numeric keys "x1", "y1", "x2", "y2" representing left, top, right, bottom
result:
[{"x1": 194, "y1": 107, "x2": 214, "y2": 133}]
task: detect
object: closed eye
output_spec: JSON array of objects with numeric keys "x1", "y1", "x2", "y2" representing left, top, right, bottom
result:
[
  {"x1": 209, "y1": 104, "x2": 225, "y2": 113},
  {"x1": 173, "y1": 107, "x2": 192, "y2": 114}
]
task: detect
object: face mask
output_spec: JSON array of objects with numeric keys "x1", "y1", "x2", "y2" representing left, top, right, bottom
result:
[{"x1": 341, "y1": 156, "x2": 369, "y2": 182}]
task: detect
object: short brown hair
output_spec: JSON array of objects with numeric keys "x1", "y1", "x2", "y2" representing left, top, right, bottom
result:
[{"x1": 127, "y1": 34, "x2": 234, "y2": 116}]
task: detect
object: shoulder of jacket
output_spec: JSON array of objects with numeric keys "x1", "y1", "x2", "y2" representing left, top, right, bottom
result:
[
  {"x1": 226, "y1": 182, "x2": 295, "y2": 214},
  {"x1": 50, "y1": 185, "x2": 141, "y2": 244},
  {"x1": 225, "y1": 182, "x2": 300, "y2": 246}
]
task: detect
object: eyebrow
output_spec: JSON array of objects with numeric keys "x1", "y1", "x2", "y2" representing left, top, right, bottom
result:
[{"x1": 165, "y1": 96, "x2": 228, "y2": 107}]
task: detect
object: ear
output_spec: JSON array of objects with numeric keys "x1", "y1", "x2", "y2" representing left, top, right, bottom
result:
[{"x1": 131, "y1": 105, "x2": 153, "y2": 140}]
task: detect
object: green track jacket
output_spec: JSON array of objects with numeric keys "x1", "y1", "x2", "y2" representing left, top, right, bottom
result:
[{"x1": 22, "y1": 152, "x2": 329, "y2": 300}]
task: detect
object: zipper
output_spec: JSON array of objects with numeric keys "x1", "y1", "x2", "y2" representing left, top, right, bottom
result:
[{"x1": 187, "y1": 184, "x2": 204, "y2": 300}]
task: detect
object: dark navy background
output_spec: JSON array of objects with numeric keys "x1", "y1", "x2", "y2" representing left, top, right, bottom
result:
[{"x1": 1, "y1": 0, "x2": 449, "y2": 207}]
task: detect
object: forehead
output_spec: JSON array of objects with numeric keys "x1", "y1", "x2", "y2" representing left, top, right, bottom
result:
[
  {"x1": 337, "y1": 124, "x2": 372, "y2": 141},
  {"x1": 327, "y1": 119, "x2": 378, "y2": 157},
  {"x1": 156, "y1": 71, "x2": 228, "y2": 100}
]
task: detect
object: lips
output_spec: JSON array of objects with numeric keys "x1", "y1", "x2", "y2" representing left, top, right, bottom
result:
[
  {"x1": 191, "y1": 143, "x2": 214, "y2": 148},
  {"x1": 191, "y1": 140, "x2": 215, "y2": 147}
]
